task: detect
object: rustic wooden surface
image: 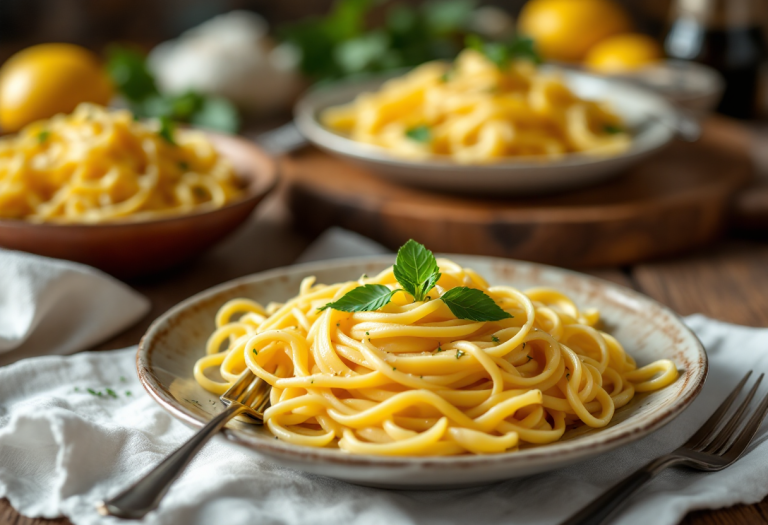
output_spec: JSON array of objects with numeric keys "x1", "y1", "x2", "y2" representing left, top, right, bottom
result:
[
  {"x1": 3, "y1": 162, "x2": 768, "y2": 525},
  {"x1": 285, "y1": 118, "x2": 752, "y2": 268}
]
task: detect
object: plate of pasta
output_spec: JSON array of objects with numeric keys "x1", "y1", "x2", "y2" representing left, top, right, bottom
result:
[
  {"x1": 0, "y1": 104, "x2": 277, "y2": 277},
  {"x1": 137, "y1": 241, "x2": 706, "y2": 488},
  {"x1": 295, "y1": 49, "x2": 679, "y2": 194}
]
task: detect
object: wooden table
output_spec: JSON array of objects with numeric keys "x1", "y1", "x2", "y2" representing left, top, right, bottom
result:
[{"x1": 3, "y1": 188, "x2": 768, "y2": 525}]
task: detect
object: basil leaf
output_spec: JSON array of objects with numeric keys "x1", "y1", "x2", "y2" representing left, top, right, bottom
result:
[
  {"x1": 603, "y1": 124, "x2": 624, "y2": 135},
  {"x1": 393, "y1": 239, "x2": 441, "y2": 301},
  {"x1": 319, "y1": 284, "x2": 397, "y2": 312},
  {"x1": 440, "y1": 287, "x2": 512, "y2": 321},
  {"x1": 405, "y1": 125, "x2": 432, "y2": 143}
]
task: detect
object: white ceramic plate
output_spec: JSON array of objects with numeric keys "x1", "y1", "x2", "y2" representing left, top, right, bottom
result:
[
  {"x1": 294, "y1": 68, "x2": 679, "y2": 195},
  {"x1": 137, "y1": 256, "x2": 706, "y2": 489}
]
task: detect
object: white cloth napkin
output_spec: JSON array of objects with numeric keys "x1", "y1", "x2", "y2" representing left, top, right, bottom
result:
[
  {"x1": 2, "y1": 230, "x2": 768, "y2": 525},
  {"x1": 0, "y1": 249, "x2": 150, "y2": 366}
]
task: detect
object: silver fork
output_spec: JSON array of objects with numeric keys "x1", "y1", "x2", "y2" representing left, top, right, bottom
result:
[
  {"x1": 562, "y1": 371, "x2": 768, "y2": 525},
  {"x1": 97, "y1": 369, "x2": 270, "y2": 519}
]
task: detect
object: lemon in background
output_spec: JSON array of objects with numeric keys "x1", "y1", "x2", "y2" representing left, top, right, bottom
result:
[
  {"x1": 518, "y1": 0, "x2": 632, "y2": 62},
  {"x1": 585, "y1": 33, "x2": 663, "y2": 73},
  {"x1": 0, "y1": 43, "x2": 112, "y2": 132}
]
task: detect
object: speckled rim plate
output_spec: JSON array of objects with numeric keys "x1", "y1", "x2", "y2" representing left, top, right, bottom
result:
[{"x1": 137, "y1": 255, "x2": 707, "y2": 489}]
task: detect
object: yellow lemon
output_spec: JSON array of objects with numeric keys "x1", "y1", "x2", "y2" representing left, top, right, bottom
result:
[
  {"x1": 518, "y1": 0, "x2": 632, "y2": 62},
  {"x1": 585, "y1": 33, "x2": 663, "y2": 73},
  {"x1": 0, "y1": 43, "x2": 112, "y2": 132}
]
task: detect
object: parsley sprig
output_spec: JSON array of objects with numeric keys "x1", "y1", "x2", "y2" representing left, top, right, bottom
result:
[{"x1": 319, "y1": 240, "x2": 512, "y2": 322}]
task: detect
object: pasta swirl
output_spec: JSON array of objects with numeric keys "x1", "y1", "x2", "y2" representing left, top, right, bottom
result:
[
  {"x1": 0, "y1": 103, "x2": 242, "y2": 223},
  {"x1": 194, "y1": 259, "x2": 678, "y2": 456}
]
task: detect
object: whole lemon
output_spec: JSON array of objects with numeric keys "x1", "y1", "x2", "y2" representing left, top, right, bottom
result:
[
  {"x1": 518, "y1": 0, "x2": 632, "y2": 62},
  {"x1": 585, "y1": 33, "x2": 663, "y2": 73},
  {"x1": 0, "y1": 43, "x2": 112, "y2": 132}
]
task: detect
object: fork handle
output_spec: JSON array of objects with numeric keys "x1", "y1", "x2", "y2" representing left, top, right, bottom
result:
[
  {"x1": 97, "y1": 404, "x2": 247, "y2": 519},
  {"x1": 561, "y1": 454, "x2": 682, "y2": 525}
]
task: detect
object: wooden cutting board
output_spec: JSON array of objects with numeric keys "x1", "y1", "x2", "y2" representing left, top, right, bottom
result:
[{"x1": 282, "y1": 118, "x2": 752, "y2": 268}]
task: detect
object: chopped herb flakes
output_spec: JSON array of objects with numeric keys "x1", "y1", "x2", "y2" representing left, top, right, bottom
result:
[
  {"x1": 456, "y1": 350, "x2": 466, "y2": 359},
  {"x1": 37, "y1": 130, "x2": 50, "y2": 143},
  {"x1": 491, "y1": 335, "x2": 500, "y2": 343},
  {"x1": 253, "y1": 349, "x2": 258, "y2": 356},
  {"x1": 106, "y1": 388, "x2": 118, "y2": 399},
  {"x1": 405, "y1": 125, "x2": 431, "y2": 143},
  {"x1": 603, "y1": 124, "x2": 623, "y2": 135}
]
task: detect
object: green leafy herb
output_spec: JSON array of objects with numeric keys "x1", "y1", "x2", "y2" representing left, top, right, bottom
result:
[
  {"x1": 105, "y1": 45, "x2": 239, "y2": 133},
  {"x1": 105, "y1": 388, "x2": 118, "y2": 399},
  {"x1": 603, "y1": 124, "x2": 624, "y2": 135},
  {"x1": 440, "y1": 287, "x2": 513, "y2": 322},
  {"x1": 253, "y1": 348, "x2": 258, "y2": 356},
  {"x1": 522, "y1": 342, "x2": 526, "y2": 349},
  {"x1": 126, "y1": 391, "x2": 132, "y2": 396},
  {"x1": 405, "y1": 125, "x2": 432, "y2": 143},
  {"x1": 465, "y1": 34, "x2": 542, "y2": 68},
  {"x1": 178, "y1": 161, "x2": 189, "y2": 171},
  {"x1": 106, "y1": 45, "x2": 159, "y2": 103},
  {"x1": 319, "y1": 284, "x2": 398, "y2": 312},
  {"x1": 158, "y1": 116, "x2": 176, "y2": 145},
  {"x1": 392, "y1": 239, "x2": 441, "y2": 301},
  {"x1": 279, "y1": 0, "x2": 475, "y2": 82},
  {"x1": 440, "y1": 71, "x2": 452, "y2": 83},
  {"x1": 527, "y1": 355, "x2": 533, "y2": 361},
  {"x1": 456, "y1": 349, "x2": 466, "y2": 359},
  {"x1": 491, "y1": 335, "x2": 500, "y2": 343},
  {"x1": 87, "y1": 388, "x2": 101, "y2": 397},
  {"x1": 37, "y1": 130, "x2": 50, "y2": 143}
]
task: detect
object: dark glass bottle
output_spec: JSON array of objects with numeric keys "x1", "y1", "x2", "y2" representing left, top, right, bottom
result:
[{"x1": 665, "y1": 0, "x2": 766, "y2": 119}]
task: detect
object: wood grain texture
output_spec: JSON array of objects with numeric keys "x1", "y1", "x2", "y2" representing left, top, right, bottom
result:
[
  {"x1": 284, "y1": 118, "x2": 751, "y2": 268},
  {"x1": 632, "y1": 241, "x2": 768, "y2": 327}
]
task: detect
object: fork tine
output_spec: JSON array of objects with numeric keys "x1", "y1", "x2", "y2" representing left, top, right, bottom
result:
[
  {"x1": 222, "y1": 368, "x2": 256, "y2": 401},
  {"x1": 684, "y1": 371, "x2": 753, "y2": 448},
  {"x1": 720, "y1": 390, "x2": 768, "y2": 462},
  {"x1": 704, "y1": 374, "x2": 764, "y2": 454}
]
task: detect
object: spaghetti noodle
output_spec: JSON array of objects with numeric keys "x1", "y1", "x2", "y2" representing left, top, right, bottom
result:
[
  {"x1": 322, "y1": 49, "x2": 631, "y2": 164},
  {"x1": 0, "y1": 103, "x2": 242, "y2": 223},
  {"x1": 194, "y1": 253, "x2": 678, "y2": 456}
]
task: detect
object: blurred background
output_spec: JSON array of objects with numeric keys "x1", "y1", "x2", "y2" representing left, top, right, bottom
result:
[{"x1": 1, "y1": 0, "x2": 766, "y2": 127}]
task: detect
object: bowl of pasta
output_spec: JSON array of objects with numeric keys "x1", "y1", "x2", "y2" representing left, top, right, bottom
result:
[
  {"x1": 137, "y1": 241, "x2": 706, "y2": 488},
  {"x1": 0, "y1": 104, "x2": 277, "y2": 277},
  {"x1": 295, "y1": 49, "x2": 680, "y2": 195}
]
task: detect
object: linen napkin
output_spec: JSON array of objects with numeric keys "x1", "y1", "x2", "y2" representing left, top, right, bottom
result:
[
  {"x1": 2, "y1": 230, "x2": 768, "y2": 525},
  {"x1": 0, "y1": 249, "x2": 150, "y2": 366}
]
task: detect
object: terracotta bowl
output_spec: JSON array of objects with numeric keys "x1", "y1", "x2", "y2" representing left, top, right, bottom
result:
[
  {"x1": 137, "y1": 255, "x2": 707, "y2": 489},
  {"x1": 0, "y1": 133, "x2": 277, "y2": 279}
]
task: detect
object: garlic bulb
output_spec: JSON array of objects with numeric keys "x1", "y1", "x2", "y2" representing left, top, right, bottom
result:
[{"x1": 148, "y1": 10, "x2": 302, "y2": 115}]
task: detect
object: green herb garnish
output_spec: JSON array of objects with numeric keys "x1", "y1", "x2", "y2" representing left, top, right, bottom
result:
[
  {"x1": 456, "y1": 349, "x2": 466, "y2": 359},
  {"x1": 491, "y1": 335, "x2": 500, "y2": 343},
  {"x1": 319, "y1": 284, "x2": 399, "y2": 312},
  {"x1": 158, "y1": 116, "x2": 176, "y2": 145},
  {"x1": 465, "y1": 34, "x2": 542, "y2": 68},
  {"x1": 405, "y1": 125, "x2": 432, "y2": 143},
  {"x1": 603, "y1": 124, "x2": 624, "y2": 135},
  {"x1": 440, "y1": 287, "x2": 513, "y2": 322},
  {"x1": 178, "y1": 161, "x2": 189, "y2": 171},
  {"x1": 105, "y1": 388, "x2": 118, "y2": 399},
  {"x1": 37, "y1": 130, "x2": 50, "y2": 144},
  {"x1": 319, "y1": 240, "x2": 511, "y2": 322}
]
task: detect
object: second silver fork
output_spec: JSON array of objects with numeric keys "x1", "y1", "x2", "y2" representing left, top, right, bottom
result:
[
  {"x1": 563, "y1": 371, "x2": 768, "y2": 525},
  {"x1": 97, "y1": 368, "x2": 270, "y2": 519}
]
